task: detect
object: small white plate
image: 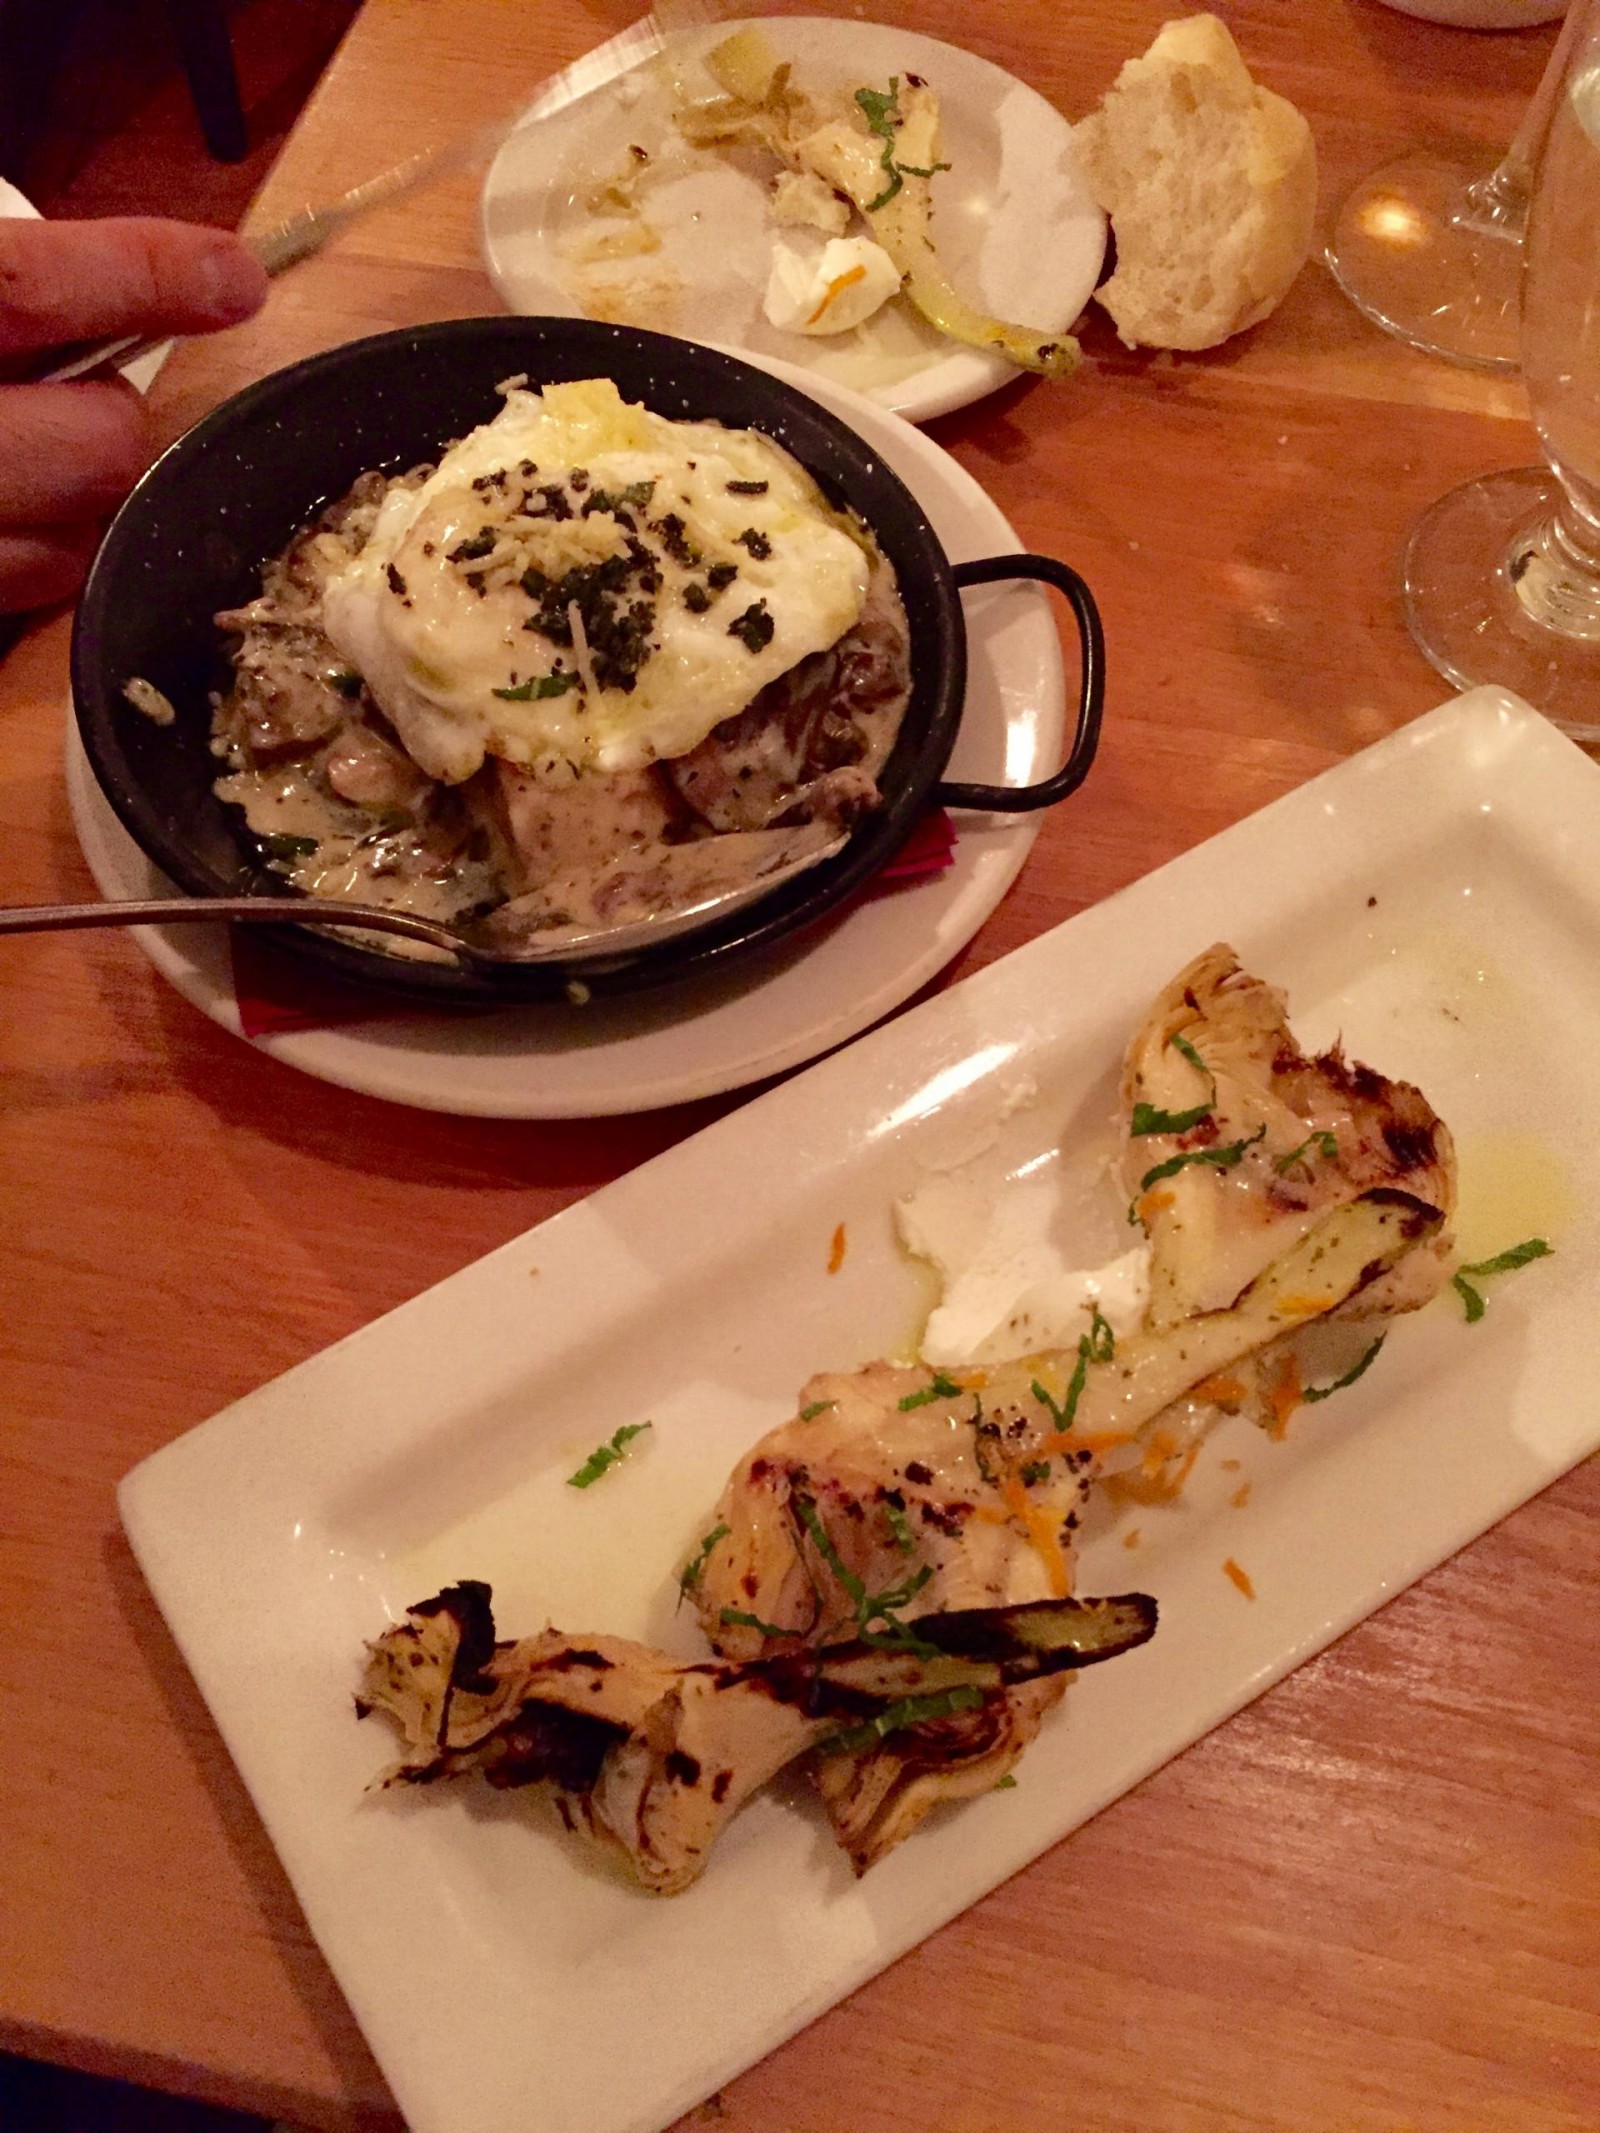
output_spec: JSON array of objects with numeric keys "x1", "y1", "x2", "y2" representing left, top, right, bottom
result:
[
  {"x1": 122, "y1": 686, "x2": 1600, "y2": 2133},
  {"x1": 481, "y1": 17, "x2": 1104, "y2": 425},
  {"x1": 66, "y1": 357, "x2": 1066, "y2": 1118}
]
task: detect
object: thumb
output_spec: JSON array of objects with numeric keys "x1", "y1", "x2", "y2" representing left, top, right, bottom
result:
[{"x1": 0, "y1": 217, "x2": 267, "y2": 358}]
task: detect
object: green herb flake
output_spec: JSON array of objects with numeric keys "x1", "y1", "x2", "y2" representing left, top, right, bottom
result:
[
  {"x1": 795, "y1": 1493, "x2": 936, "y2": 1655},
  {"x1": 1274, "y1": 1129, "x2": 1339, "y2": 1179},
  {"x1": 567, "y1": 1420, "x2": 652, "y2": 1489},
  {"x1": 1138, "y1": 1125, "x2": 1266, "y2": 1198},
  {"x1": 1019, "y1": 1461, "x2": 1051, "y2": 1487},
  {"x1": 718, "y1": 1606, "x2": 791, "y2": 1638},
  {"x1": 1302, "y1": 1335, "x2": 1387, "y2": 1403},
  {"x1": 1032, "y1": 1307, "x2": 1115, "y2": 1434},
  {"x1": 727, "y1": 600, "x2": 775, "y2": 653},
  {"x1": 853, "y1": 78, "x2": 952, "y2": 213},
  {"x1": 898, "y1": 1371, "x2": 962, "y2": 1412},
  {"x1": 494, "y1": 668, "x2": 580, "y2": 702},
  {"x1": 884, "y1": 1499, "x2": 917, "y2": 1552},
  {"x1": 677, "y1": 1521, "x2": 730, "y2": 1594},
  {"x1": 261, "y1": 832, "x2": 319, "y2": 860},
  {"x1": 1130, "y1": 1032, "x2": 1217, "y2": 1137},
  {"x1": 1451, "y1": 1237, "x2": 1553, "y2": 1322},
  {"x1": 822, "y1": 1684, "x2": 985, "y2": 1756},
  {"x1": 993, "y1": 1773, "x2": 1018, "y2": 1791},
  {"x1": 799, "y1": 1399, "x2": 833, "y2": 1422}
]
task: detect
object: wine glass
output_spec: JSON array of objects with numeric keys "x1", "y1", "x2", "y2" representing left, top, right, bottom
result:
[
  {"x1": 1325, "y1": 4, "x2": 1580, "y2": 372},
  {"x1": 1402, "y1": 0, "x2": 1600, "y2": 734}
]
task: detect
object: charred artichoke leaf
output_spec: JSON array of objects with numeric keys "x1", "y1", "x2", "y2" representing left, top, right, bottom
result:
[{"x1": 358, "y1": 1585, "x2": 1155, "y2": 1892}]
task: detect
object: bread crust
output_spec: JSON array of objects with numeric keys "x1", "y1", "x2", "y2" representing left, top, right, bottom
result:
[{"x1": 1075, "y1": 13, "x2": 1317, "y2": 352}]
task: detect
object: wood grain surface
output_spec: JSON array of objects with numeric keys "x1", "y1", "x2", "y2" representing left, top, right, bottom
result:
[{"x1": 2, "y1": 2, "x2": 1597, "y2": 2128}]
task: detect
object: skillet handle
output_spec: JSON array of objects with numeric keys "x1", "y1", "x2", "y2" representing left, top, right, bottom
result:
[{"x1": 935, "y1": 553, "x2": 1105, "y2": 813}]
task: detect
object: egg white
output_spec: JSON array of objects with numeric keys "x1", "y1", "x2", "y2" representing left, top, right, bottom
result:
[{"x1": 320, "y1": 378, "x2": 871, "y2": 784}]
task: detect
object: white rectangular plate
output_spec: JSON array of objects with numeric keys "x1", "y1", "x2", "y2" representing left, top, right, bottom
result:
[{"x1": 122, "y1": 687, "x2": 1600, "y2": 2133}]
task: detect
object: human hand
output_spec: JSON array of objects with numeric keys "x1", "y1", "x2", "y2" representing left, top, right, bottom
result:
[{"x1": 0, "y1": 217, "x2": 268, "y2": 613}]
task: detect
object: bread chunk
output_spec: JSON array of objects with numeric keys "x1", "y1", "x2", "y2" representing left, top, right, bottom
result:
[{"x1": 1075, "y1": 14, "x2": 1316, "y2": 351}]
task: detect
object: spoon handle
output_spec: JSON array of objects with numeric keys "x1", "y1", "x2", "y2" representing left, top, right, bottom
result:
[{"x1": 0, "y1": 896, "x2": 470, "y2": 957}]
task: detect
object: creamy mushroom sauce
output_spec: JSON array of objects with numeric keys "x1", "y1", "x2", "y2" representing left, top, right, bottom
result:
[{"x1": 209, "y1": 457, "x2": 912, "y2": 957}]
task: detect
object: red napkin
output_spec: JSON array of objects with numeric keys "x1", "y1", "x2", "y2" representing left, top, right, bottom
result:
[{"x1": 231, "y1": 808, "x2": 958, "y2": 1039}]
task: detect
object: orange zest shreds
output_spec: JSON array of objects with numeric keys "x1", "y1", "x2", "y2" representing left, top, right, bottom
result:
[
  {"x1": 1274, "y1": 1292, "x2": 1336, "y2": 1319},
  {"x1": 1000, "y1": 1476, "x2": 1072, "y2": 1596},
  {"x1": 827, "y1": 1223, "x2": 847, "y2": 1275},
  {"x1": 1193, "y1": 1373, "x2": 1247, "y2": 1407},
  {"x1": 1056, "y1": 1429, "x2": 1135, "y2": 1456},
  {"x1": 1223, "y1": 1557, "x2": 1256, "y2": 1598},
  {"x1": 1266, "y1": 1355, "x2": 1303, "y2": 1439},
  {"x1": 1122, "y1": 1527, "x2": 1142, "y2": 1549},
  {"x1": 1231, "y1": 1481, "x2": 1253, "y2": 1508},
  {"x1": 1138, "y1": 1188, "x2": 1177, "y2": 1217},
  {"x1": 1141, "y1": 1429, "x2": 1178, "y2": 1479},
  {"x1": 953, "y1": 1367, "x2": 989, "y2": 1392},
  {"x1": 806, "y1": 262, "x2": 867, "y2": 324}
]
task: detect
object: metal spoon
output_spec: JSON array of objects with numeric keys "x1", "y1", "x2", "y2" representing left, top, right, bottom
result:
[{"x1": 0, "y1": 837, "x2": 847, "y2": 973}]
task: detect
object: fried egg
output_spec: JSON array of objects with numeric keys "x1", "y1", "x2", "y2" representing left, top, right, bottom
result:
[{"x1": 319, "y1": 377, "x2": 871, "y2": 784}]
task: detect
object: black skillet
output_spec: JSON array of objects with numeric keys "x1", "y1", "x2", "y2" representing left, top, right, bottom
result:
[{"x1": 71, "y1": 318, "x2": 1102, "y2": 1002}]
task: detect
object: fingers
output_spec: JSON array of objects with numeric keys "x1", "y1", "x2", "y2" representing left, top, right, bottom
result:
[
  {"x1": 0, "y1": 380, "x2": 151, "y2": 522},
  {"x1": 0, "y1": 217, "x2": 267, "y2": 359},
  {"x1": 0, "y1": 525, "x2": 100, "y2": 614}
]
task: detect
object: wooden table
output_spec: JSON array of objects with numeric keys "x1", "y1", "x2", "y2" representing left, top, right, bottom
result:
[{"x1": 3, "y1": 2, "x2": 1596, "y2": 2127}]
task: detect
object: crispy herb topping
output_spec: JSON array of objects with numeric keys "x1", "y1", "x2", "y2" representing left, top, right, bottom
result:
[
  {"x1": 735, "y1": 527, "x2": 772, "y2": 560},
  {"x1": 728, "y1": 600, "x2": 775, "y2": 652},
  {"x1": 447, "y1": 527, "x2": 498, "y2": 564},
  {"x1": 385, "y1": 563, "x2": 408, "y2": 597},
  {"x1": 493, "y1": 668, "x2": 580, "y2": 702},
  {"x1": 567, "y1": 1420, "x2": 652, "y2": 1488},
  {"x1": 1451, "y1": 1237, "x2": 1552, "y2": 1321},
  {"x1": 582, "y1": 478, "x2": 656, "y2": 517},
  {"x1": 652, "y1": 511, "x2": 700, "y2": 567},
  {"x1": 706, "y1": 561, "x2": 739, "y2": 591}
]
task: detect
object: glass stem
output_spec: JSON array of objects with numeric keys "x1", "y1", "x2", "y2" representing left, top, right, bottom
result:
[
  {"x1": 1455, "y1": 3, "x2": 1588, "y2": 241},
  {"x1": 1511, "y1": 490, "x2": 1600, "y2": 644}
]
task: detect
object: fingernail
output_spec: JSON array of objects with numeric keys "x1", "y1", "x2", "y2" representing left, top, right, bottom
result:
[{"x1": 192, "y1": 240, "x2": 269, "y2": 323}]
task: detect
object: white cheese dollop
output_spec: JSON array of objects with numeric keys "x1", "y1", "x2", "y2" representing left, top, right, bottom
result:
[
  {"x1": 897, "y1": 1168, "x2": 1151, "y2": 1368},
  {"x1": 762, "y1": 234, "x2": 903, "y2": 337}
]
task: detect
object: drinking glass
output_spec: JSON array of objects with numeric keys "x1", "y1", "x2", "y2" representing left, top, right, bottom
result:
[
  {"x1": 1325, "y1": 5, "x2": 1580, "y2": 372},
  {"x1": 1402, "y1": 0, "x2": 1600, "y2": 733}
]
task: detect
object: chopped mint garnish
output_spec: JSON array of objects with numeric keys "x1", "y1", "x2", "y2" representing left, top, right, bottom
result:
[
  {"x1": 1302, "y1": 1336, "x2": 1386, "y2": 1403},
  {"x1": 1451, "y1": 1238, "x2": 1552, "y2": 1322},
  {"x1": 677, "y1": 1521, "x2": 730, "y2": 1594},
  {"x1": 567, "y1": 1420, "x2": 651, "y2": 1488},
  {"x1": 898, "y1": 1371, "x2": 961, "y2": 1412}
]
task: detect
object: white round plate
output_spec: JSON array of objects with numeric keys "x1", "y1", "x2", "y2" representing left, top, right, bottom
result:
[
  {"x1": 67, "y1": 358, "x2": 1066, "y2": 1119},
  {"x1": 481, "y1": 17, "x2": 1104, "y2": 426}
]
